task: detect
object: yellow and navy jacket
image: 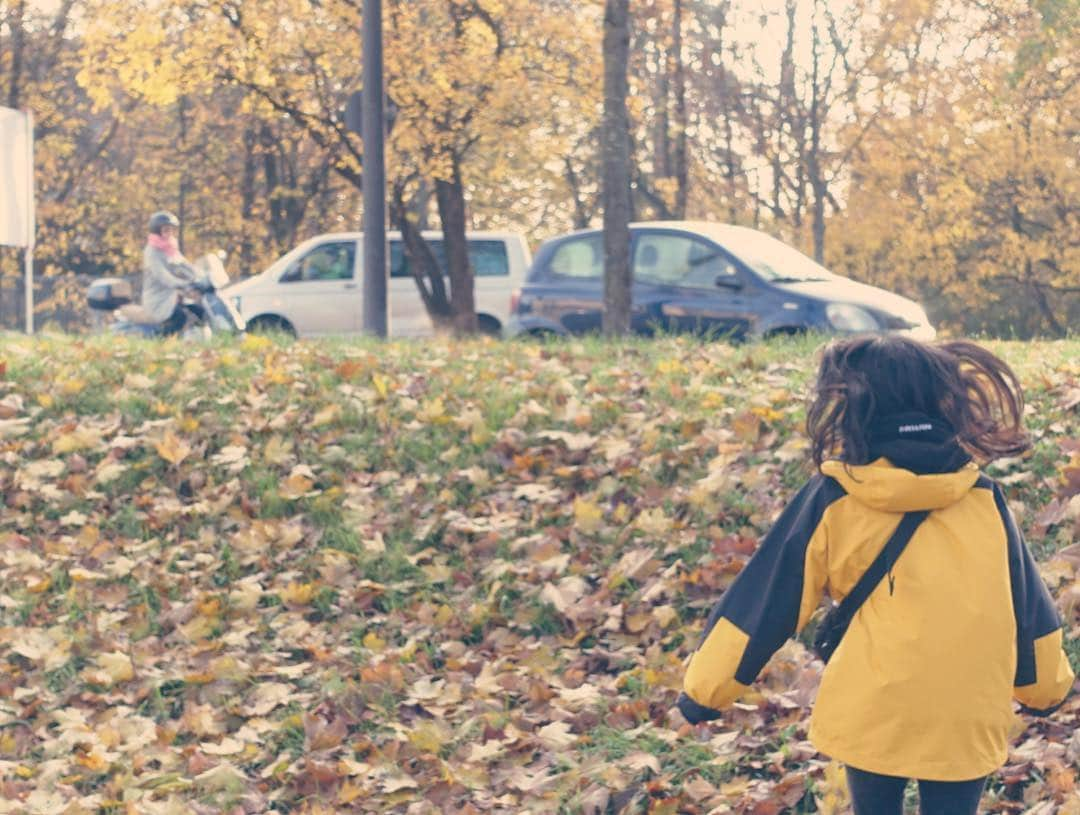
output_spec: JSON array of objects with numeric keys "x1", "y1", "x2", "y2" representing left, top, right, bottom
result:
[{"x1": 679, "y1": 424, "x2": 1074, "y2": 781}]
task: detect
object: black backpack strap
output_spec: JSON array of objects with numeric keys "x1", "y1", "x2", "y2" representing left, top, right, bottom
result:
[{"x1": 835, "y1": 509, "x2": 930, "y2": 618}]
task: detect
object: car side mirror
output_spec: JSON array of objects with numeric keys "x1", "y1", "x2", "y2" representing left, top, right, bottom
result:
[{"x1": 715, "y1": 275, "x2": 742, "y2": 290}]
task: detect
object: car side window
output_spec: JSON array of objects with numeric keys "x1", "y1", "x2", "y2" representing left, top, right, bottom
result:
[
  {"x1": 684, "y1": 240, "x2": 740, "y2": 289},
  {"x1": 547, "y1": 235, "x2": 603, "y2": 279},
  {"x1": 633, "y1": 233, "x2": 739, "y2": 288},
  {"x1": 280, "y1": 242, "x2": 356, "y2": 283}
]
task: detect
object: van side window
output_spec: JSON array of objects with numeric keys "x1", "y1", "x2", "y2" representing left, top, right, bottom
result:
[
  {"x1": 280, "y1": 242, "x2": 356, "y2": 283},
  {"x1": 389, "y1": 241, "x2": 409, "y2": 279},
  {"x1": 471, "y1": 241, "x2": 510, "y2": 277},
  {"x1": 390, "y1": 239, "x2": 510, "y2": 279},
  {"x1": 548, "y1": 235, "x2": 603, "y2": 279}
]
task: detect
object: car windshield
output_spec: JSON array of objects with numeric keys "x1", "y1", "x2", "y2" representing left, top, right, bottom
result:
[{"x1": 703, "y1": 226, "x2": 832, "y2": 282}]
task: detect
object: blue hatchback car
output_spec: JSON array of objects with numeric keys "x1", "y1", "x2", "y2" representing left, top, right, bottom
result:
[{"x1": 506, "y1": 221, "x2": 935, "y2": 341}]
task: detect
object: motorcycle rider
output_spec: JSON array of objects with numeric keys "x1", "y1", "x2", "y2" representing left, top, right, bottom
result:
[{"x1": 142, "y1": 211, "x2": 201, "y2": 335}]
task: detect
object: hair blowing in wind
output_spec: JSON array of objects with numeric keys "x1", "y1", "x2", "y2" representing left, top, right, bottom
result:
[{"x1": 806, "y1": 336, "x2": 1031, "y2": 468}]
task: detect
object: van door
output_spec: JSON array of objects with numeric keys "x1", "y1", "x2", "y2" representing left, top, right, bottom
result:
[
  {"x1": 468, "y1": 239, "x2": 514, "y2": 333},
  {"x1": 388, "y1": 240, "x2": 432, "y2": 337},
  {"x1": 275, "y1": 240, "x2": 361, "y2": 335},
  {"x1": 389, "y1": 237, "x2": 518, "y2": 336}
]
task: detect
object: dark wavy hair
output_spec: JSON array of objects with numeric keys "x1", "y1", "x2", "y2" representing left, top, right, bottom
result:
[{"x1": 806, "y1": 335, "x2": 1031, "y2": 467}]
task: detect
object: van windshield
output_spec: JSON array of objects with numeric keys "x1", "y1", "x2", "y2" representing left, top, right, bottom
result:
[{"x1": 705, "y1": 226, "x2": 832, "y2": 283}]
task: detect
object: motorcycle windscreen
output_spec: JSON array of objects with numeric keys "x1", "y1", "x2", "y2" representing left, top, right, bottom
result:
[{"x1": 193, "y1": 253, "x2": 231, "y2": 289}]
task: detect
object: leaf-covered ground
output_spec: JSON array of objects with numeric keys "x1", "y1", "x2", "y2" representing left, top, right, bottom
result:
[{"x1": 0, "y1": 333, "x2": 1077, "y2": 815}]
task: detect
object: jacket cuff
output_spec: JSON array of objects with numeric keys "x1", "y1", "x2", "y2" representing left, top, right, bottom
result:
[
  {"x1": 677, "y1": 692, "x2": 723, "y2": 724},
  {"x1": 1017, "y1": 699, "x2": 1066, "y2": 717}
]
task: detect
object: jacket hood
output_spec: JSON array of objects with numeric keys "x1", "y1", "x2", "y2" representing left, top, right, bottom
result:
[
  {"x1": 820, "y1": 458, "x2": 980, "y2": 512},
  {"x1": 866, "y1": 411, "x2": 972, "y2": 475}
]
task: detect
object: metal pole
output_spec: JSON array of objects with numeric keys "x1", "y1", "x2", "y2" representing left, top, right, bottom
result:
[
  {"x1": 24, "y1": 110, "x2": 34, "y2": 335},
  {"x1": 24, "y1": 248, "x2": 33, "y2": 335},
  {"x1": 178, "y1": 95, "x2": 187, "y2": 252},
  {"x1": 362, "y1": 0, "x2": 387, "y2": 337}
]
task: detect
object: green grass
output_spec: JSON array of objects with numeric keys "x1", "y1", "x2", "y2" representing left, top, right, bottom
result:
[{"x1": 0, "y1": 331, "x2": 1076, "y2": 813}]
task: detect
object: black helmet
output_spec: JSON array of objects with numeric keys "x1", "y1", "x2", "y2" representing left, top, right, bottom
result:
[{"x1": 148, "y1": 211, "x2": 180, "y2": 234}]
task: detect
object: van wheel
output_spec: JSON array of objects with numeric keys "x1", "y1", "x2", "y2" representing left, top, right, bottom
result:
[
  {"x1": 525, "y1": 329, "x2": 559, "y2": 343},
  {"x1": 477, "y1": 315, "x2": 502, "y2": 337},
  {"x1": 247, "y1": 315, "x2": 297, "y2": 337}
]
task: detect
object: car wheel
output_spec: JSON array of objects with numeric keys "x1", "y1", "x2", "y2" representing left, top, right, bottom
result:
[
  {"x1": 764, "y1": 326, "x2": 805, "y2": 340},
  {"x1": 247, "y1": 315, "x2": 297, "y2": 337}
]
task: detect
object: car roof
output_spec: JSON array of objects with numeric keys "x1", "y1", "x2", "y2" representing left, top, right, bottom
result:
[{"x1": 537, "y1": 220, "x2": 758, "y2": 245}]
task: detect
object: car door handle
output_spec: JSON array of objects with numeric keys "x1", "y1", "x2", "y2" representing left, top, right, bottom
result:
[{"x1": 343, "y1": 283, "x2": 357, "y2": 289}]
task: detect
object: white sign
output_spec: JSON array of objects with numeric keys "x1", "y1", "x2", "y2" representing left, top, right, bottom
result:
[{"x1": 0, "y1": 107, "x2": 34, "y2": 249}]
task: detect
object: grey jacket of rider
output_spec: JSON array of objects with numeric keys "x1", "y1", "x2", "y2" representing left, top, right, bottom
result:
[{"x1": 142, "y1": 245, "x2": 196, "y2": 323}]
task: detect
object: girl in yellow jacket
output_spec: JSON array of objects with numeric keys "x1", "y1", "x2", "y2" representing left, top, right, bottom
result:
[{"x1": 678, "y1": 336, "x2": 1074, "y2": 815}]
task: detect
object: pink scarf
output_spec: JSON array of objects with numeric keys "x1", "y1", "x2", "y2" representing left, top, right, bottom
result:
[{"x1": 147, "y1": 232, "x2": 182, "y2": 260}]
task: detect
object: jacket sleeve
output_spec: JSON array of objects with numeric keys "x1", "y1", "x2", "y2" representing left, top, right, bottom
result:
[
  {"x1": 146, "y1": 252, "x2": 194, "y2": 290},
  {"x1": 678, "y1": 475, "x2": 842, "y2": 723},
  {"x1": 994, "y1": 484, "x2": 1075, "y2": 715}
]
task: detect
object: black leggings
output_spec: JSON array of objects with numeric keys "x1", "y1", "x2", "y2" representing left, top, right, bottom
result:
[
  {"x1": 161, "y1": 303, "x2": 205, "y2": 336},
  {"x1": 847, "y1": 766, "x2": 987, "y2": 815}
]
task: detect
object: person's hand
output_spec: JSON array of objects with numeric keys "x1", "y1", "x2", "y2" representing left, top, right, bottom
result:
[{"x1": 667, "y1": 705, "x2": 694, "y2": 737}]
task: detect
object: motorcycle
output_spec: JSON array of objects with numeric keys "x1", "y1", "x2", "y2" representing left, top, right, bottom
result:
[{"x1": 87, "y1": 253, "x2": 246, "y2": 338}]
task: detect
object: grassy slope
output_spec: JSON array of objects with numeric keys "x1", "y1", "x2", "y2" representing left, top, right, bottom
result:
[{"x1": 0, "y1": 333, "x2": 1077, "y2": 814}]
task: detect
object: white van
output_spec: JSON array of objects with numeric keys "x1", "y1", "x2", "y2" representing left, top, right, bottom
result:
[{"x1": 222, "y1": 231, "x2": 531, "y2": 337}]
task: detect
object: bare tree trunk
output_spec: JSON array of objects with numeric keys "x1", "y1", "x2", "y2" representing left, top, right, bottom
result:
[
  {"x1": 6, "y1": 0, "x2": 26, "y2": 109},
  {"x1": 401, "y1": 222, "x2": 454, "y2": 331},
  {"x1": 1012, "y1": 190, "x2": 1065, "y2": 334},
  {"x1": 564, "y1": 156, "x2": 593, "y2": 230},
  {"x1": 391, "y1": 181, "x2": 453, "y2": 331},
  {"x1": 714, "y1": 13, "x2": 738, "y2": 223},
  {"x1": 602, "y1": 0, "x2": 632, "y2": 337},
  {"x1": 654, "y1": 33, "x2": 670, "y2": 181},
  {"x1": 780, "y1": 0, "x2": 807, "y2": 231},
  {"x1": 408, "y1": 179, "x2": 432, "y2": 231},
  {"x1": 808, "y1": 0, "x2": 826, "y2": 263},
  {"x1": 723, "y1": 116, "x2": 738, "y2": 222},
  {"x1": 435, "y1": 155, "x2": 477, "y2": 335},
  {"x1": 178, "y1": 94, "x2": 189, "y2": 249},
  {"x1": 671, "y1": 0, "x2": 688, "y2": 218},
  {"x1": 1028, "y1": 275, "x2": 1065, "y2": 338},
  {"x1": 259, "y1": 124, "x2": 288, "y2": 251},
  {"x1": 240, "y1": 125, "x2": 258, "y2": 276}
]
